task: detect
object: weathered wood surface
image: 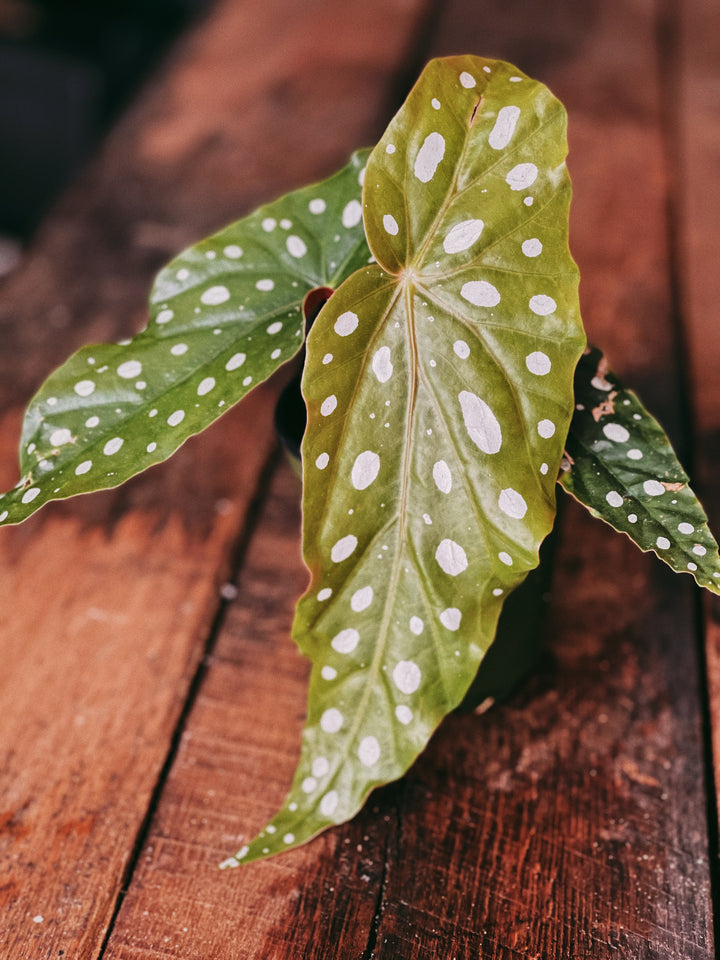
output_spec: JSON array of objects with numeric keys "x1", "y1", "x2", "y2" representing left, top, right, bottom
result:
[
  {"x1": 1, "y1": 0, "x2": 719, "y2": 957},
  {"x1": 678, "y1": 0, "x2": 720, "y2": 928},
  {"x1": 0, "y1": 0, "x2": 434, "y2": 956}
]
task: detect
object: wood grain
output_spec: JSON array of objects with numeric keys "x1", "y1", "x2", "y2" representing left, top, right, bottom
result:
[
  {"x1": 2, "y1": 0, "x2": 718, "y2": 956},
  {"x1": 676, "y1": 0, "x2": 720, "y2": 929},
  {"x1": 101, "y1": 2, "x2": 716, "y2": 960},
  {"x1": 0, "y1": 0, "x2": 434, "y2": 956}
]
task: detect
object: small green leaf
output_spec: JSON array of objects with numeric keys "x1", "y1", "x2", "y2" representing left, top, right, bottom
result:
[
  {"x1": 0, "y1": 151, "x2": 371, "y2": 525},
  {"x1": 561, "y1": 347, "x2": 720, "y2": 593},
  {"x1": 225, "y1": 55, "x2": 585, "y2": 867}
]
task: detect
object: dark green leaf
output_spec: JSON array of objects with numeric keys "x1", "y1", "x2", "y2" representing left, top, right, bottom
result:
[
  {"x1": 561, "y1": 346, "x2": 720, "y2": 593},
  {"x1": 0, "y1": 151, "x2": 371, "y2": 525}
]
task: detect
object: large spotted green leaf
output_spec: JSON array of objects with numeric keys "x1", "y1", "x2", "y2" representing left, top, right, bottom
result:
[
  {"x1": 0, "y1": 151, "x2": 370, "y2": 525},
  {"x1": 561, "y1": 347, "x2": 720, "y2": 593},
  {"x1": 224, "y1": 55, "x2": 585, "y2": 867}
]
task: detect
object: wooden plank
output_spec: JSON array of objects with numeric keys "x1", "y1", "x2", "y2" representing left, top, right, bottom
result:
[
  {"x1": 676, "y1": 0, "x2": 720, "y2": 929},
  {"x1": 100, "y1": 1, "x2": 715, "y2": 958},
  {"x1": 675, "y1": 0, "x2": 720, "y2": 439},
  {"x1": 25, "y1": 2, "x2": 712, "y2": 960},
  {"x1": 0, "y1": 0, "x2": 434, "y2": 957},
  {"x1": 104, "y1": 464, "x2": 393, "y2": 959},
  {"x1": 381, "y1": 1, "x2": 712, "y2": 956}
]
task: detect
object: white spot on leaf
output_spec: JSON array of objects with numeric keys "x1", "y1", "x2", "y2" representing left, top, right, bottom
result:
[
  {"x1": 383, "y1": 214, "x2": 399, "y2": 236},
  {"x1": 226, "y1": 353, "x2": 246, "y2": 371},
  {"x1": 117, "y1": 360, "x2": 142, "y2": 379},
  {"x1": 351, "y1": 586, "x2": 373, "y2": 612},
  {"x1": 525, "y1": 351, "x2": 551, "y2": 376},
  {"x1": 505, "y1": 162, "x2": 538, "y2": 190},
  {"x1": 459, "y1": 391, "x2": 502, "y2": 453},
  {"x1": 603, "y1": 423, "x2": 630, "y2": 443},
  {"x1": 522, "y1": 238, "x2": 543, "y2": 257},
  {"x1": 342, "y1": 200, "x2": 363, "y2": 228},
  {"x1": 103, "y1": 437, "x2": 123, "y2": 456},
  {"x1": 414, "y1": 132, "x2": 446, "y2": 183},
  {"x1": 529, "y1": 295, "x2": 557, "y2": 316},
  {"x1": 331, "y1": 535, "x2": 358, "y2": 563},
  {"x1": 443, "y1": 219, "x2": 484, "y2": 253},
  {"x1": 313, "y1": 757, "x2": 330, "y2": 777},
  {"x1": 489, "y1": 105, "x2": 521, "y2": 149},
  {"x1": 395, "y1": 705, "x2": 412, "y2": 724},
  {"x1": 358, "y1": 737, "x2": 380, "y2": 767},
  {"x1": 498, "y1": 488, "x2": 527, "y2": 519},
  {"x1": 286, "y1": 235, "x2": 307, "y2": 258},
  {"x1": 432, "y1": 460, "x2": 452, "y2": 493},
  {"x1": 321, "y1": 395, "x2": 337, "y2": 417},
  {"x1": 351, "y1": 450, "x2": 380, "y2": 490},
  {"x1": 461, "y1": 280, "x2": 501, "y2": 307},
  {"x1": 393, "y1": 660, "x2": 422, "y2": 694},
  {"x1": 372, "y1": 346, "x2": 393, "y2": 383},
  {"x1": 435, "y1": 539, "x2": 468, "y2": 576},
  {"x1": 440, "y1": 608, "x2": 462, "y2": 631},
  {"x1": 643, "y1": 480, "x2": 665, "y2": 497},
  {"x1": 49, "y1": 428, "x2": 72, "y2": 446},
  {"x1": 320, "y1": 709, "x2": 343, "y2": 733},
  {"x1": 320, "y1": 790, "x2": 339, "y2": 816},
  {"x1": 331, "y1": 629, "x2": 360, "y2": 654},
  {"x1": 537, "y1": 419, "x2": 555, "y2": 438},
  {"x1": 201, "y1": 285, "x2": 230, "y2": 305},
  {"x1": 334, "y1": 311, "x2": 359, "y2": 336}
]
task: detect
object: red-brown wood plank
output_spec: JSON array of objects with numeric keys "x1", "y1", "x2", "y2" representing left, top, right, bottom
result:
[
  {"x1": 366, "y1": 0, "x2": 714, "y2": 955},
  {"x1": 3, "y1": 0, "x2": 717, "y2": 956},
  {"x1": 0, "y1": 0, "x2": 435, "y2": 957},
  {"x1": 98, "y1": 2, "x2": 716, "y2": 959},
  {"x1": 677, "y1": 0, "x2": 720, "y2": 923}
]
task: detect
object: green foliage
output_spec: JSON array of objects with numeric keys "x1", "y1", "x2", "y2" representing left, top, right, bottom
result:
[
  {"x1": 1, "y1": 54, "x2": 717, "y2": 868},
  {"x1": 562, "y1": 347, "x2": 720, "y2": 593},
  {"x1": 0, "y1": 151, "x2": 370, "y2": 525},
  {"x1": 222, "y1": 54, "x2": 585, "y2": 864}
]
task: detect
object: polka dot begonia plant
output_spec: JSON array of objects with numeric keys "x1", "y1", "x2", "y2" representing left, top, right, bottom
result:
[{"x1": 1, "y1": 55, "x2": 718, "y2": 866}]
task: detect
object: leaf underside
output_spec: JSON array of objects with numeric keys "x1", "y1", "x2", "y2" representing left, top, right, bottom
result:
[
  {"x1": 223, "y1": 54, "x2": 585, "y2": 867},
  {"x1": 562, "y1": 347, "x2": 720, "y2": 593},
  {"x1": 0, "y1": 151, "x2": 371, "y2": 526}
]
